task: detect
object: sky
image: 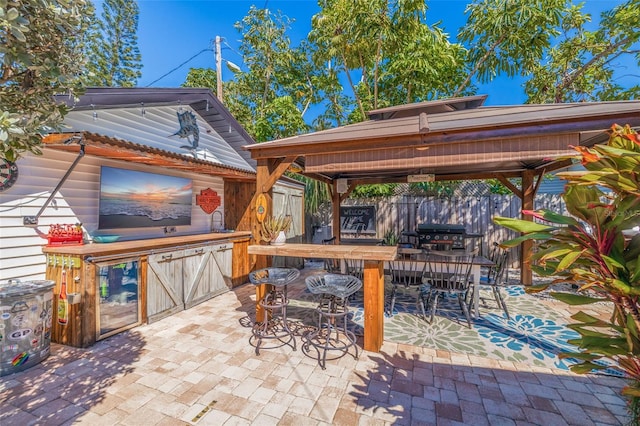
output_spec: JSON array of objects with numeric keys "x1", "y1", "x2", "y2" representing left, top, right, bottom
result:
[{"x1": 133, "y1": 0, "x2": 627, "y2": 106}]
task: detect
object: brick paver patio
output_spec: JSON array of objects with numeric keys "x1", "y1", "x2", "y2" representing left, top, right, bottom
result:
[{"x1": 0, "y1": 270, "x2": 631, "y2": 425}]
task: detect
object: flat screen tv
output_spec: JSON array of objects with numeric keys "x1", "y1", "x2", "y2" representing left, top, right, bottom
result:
[{"x1": 98, "y1": 166, "x2": 193, "y2": 229}]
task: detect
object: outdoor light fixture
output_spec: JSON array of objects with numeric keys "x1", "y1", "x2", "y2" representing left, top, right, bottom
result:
[
  {"x1": 407, "y1": 174, "x2": 435, "y2": 183},
  {"x1": 336, "y1": 178, "x2": 348, "y2": 193}
]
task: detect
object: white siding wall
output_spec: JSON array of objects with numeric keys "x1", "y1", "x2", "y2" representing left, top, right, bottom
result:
[
  {"x1": 63, "y1": 106, "x2": 253, "y2": 171},
  {"x1": 0, "y1": 148, "x2": 225, "y2": 282}
]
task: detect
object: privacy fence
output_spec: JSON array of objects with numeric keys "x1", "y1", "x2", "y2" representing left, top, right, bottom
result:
[{"x1": 309, "y1": 194, "x2": 568, "y2": 266}]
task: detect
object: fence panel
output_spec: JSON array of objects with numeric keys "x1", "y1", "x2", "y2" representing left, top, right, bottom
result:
[{"x1": 311, "y1": 194, "x2": 568, "y2": 267}]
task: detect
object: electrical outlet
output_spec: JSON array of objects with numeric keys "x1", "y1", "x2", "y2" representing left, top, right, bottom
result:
[{"x1": 164, "y1": 226, "x2": 176, "y2": 234}]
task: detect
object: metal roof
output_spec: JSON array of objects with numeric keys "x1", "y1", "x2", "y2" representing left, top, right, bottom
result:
[
  {"x1": 54, "y1": 87, "x2": 258, "y2": 169},
  {"x1": 245, "y1": 96, "x2": 640, "y2": 183}
]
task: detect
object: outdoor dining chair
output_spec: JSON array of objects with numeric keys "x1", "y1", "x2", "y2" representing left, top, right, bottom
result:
[
  {"x1": 476, "y1": 244, "x2": 510, "y2": 318},
  {"x1": 387, "y1": 248, "x2": 427, "y2": 317},
  {"x1": 420, "y1": 249, "x2": 477, "y2": 328}
]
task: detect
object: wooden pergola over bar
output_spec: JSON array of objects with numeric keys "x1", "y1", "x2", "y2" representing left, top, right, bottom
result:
[{"x1": 245, "y1": 96, "x2": 640, "y2": 286}]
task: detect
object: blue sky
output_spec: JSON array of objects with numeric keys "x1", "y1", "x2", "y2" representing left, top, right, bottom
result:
[{"x1": 135, "y1": 0, "x2": 625, "y2": 106}]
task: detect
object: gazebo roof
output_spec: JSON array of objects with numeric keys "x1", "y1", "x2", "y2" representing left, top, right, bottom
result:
[{"x1": 245, "y1": 96, "x2": 640, "y2": 183}]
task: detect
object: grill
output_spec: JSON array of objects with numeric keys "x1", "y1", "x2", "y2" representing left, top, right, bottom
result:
[{"x1": 416, "y1": 223, "x2": 466, "y2": 249}]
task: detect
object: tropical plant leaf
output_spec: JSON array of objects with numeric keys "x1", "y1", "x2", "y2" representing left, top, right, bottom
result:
[
  {"x1": 550, "y1": 292, "x2": 607, "y2": 305},
  {"x1": 523, "y1": 283, "x2": 551, "y2": 293},
  {"x1": 493, "y1": 216, "x2": 555, "y2": 233},
  {"x1": 568, "y1": 362, "x2": 609, "y2": 374},
  {"x1": 556, "y1": 249, "x2": 584, "y2": 272}
]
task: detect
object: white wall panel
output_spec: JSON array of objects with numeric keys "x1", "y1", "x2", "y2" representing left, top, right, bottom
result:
[{"x1": 0, "y1": 148, "x2": 225, "y2": 282}]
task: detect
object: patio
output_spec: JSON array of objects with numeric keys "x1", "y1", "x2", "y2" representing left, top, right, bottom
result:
[{"x1": 0, "y1": 263, "x2": 631, "y2": 425}]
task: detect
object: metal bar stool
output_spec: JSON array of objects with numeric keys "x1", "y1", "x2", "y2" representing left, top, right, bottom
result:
[
  {"x1": 249, "y1": 267, "x2": 301, "y2": 355},
  {"x1": 303, "y1": 274, "x2": 362, "y2": 369}
]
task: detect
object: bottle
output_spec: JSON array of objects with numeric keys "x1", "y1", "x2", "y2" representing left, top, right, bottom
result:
[
  {"x1": 100, "y1": 274, "x2": 109, "y2": 300},
  {"x1": 58, "y1": 269, "x2": 68, "y2": 325}
]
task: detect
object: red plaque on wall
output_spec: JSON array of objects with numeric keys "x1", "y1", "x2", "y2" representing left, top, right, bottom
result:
[{"x1": 196, "y1": 188, "x2": 221, "y2": 214}]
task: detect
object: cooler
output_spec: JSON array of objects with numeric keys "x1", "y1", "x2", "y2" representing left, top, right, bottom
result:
[{"x1": 0, "y1": 279, "x2": 55, "y2": 376}]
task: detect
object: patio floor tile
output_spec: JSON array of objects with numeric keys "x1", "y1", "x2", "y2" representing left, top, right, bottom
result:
[{"x1": 0, "y1": 264, "x2": 632, "y2": 425}]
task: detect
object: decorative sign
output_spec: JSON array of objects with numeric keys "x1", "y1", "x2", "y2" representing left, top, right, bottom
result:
[
  {"x1": 340, "y1": 206, "x2": 376, "y2": 234},
  {"x1": 196, "y1": 188, "x2": 221, "y2": 214},
  {"x1": 255, "y1": 193, "x2": 268, "y2": 223}
]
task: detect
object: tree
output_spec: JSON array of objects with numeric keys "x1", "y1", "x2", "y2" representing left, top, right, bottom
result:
[
  {"x1": 453, "y1": 0, "x2": 569, "y2": 98},
  {"x1": 0, "y1": 0, "x2": 92, "y2": 161},
  {"x1": 525, "y1": 0, "x2": 640, "y2": 103},
  {"x1": 309, "y1": 0, "x2": 467, "y2": 120},
  {"x1": 84, "y1": 0, "x2": 142, "y2": 87}
]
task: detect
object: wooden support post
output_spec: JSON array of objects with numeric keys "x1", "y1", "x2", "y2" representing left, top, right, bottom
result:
[
  {"x1": 363, "y1": 259, "x2": 384, "y2": 352},
  {"x1": 331, "y1": 181, "x2": 341, "y2": 244},
  {"x1": 521, "y1": 170, "x2": 535, "y2": 286}
]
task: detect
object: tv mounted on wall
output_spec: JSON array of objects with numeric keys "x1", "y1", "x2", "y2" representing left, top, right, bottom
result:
[{"x1": 98, "y1": 166, "x2": 193, "y2": 230}]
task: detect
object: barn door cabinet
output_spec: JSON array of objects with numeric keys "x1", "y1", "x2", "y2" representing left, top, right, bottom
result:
[
  {"x1": 147, "y1": 242, "x2": 232, "y2": 323},
  {"x1": 42, "y1": 232, "x2": 250, "y2": 348}
]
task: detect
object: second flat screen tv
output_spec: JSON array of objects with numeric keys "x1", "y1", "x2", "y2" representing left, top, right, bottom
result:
[{"x1": 99, "y1": 166, "x2": 193, "y2": 229}]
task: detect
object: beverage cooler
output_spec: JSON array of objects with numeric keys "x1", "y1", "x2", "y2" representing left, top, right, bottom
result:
[
  {"x1": 0, "y1": 280, "x2": 55, "y2": 376},
  {"x1": 96, "y1": 257, "x2": 142, "y2": 340}
]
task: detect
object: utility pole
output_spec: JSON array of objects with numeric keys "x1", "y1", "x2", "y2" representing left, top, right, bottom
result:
[{"x1": 215, "y1": 35, "x2": 223, "y2": 103}]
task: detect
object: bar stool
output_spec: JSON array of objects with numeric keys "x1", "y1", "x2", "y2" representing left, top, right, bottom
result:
[
  {"x1": 303, "y1": 274, "x2": 362, "y2": 369},
  {"x1": 249, "y1": 267, "x2": 301, "y2": 355}
]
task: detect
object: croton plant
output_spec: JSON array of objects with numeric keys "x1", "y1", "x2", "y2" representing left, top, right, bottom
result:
[{"x1": 495, "y1": 124, "x2": 640, "y2": 421}]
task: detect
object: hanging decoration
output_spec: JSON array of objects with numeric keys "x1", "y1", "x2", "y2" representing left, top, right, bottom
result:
[
  {"x1": 196, "y1": 188, "x2": 221, "y2": 214},
  {"x1": 171, "y1": 110, "x2": 200, "y2": 151}
]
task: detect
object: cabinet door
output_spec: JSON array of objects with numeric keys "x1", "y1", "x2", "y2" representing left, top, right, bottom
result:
[
  {"x1": 183, "y1": 244, "x2": 231, "y2": 309},
  {"x1": 147, "y1": 250, "x2": 184, "y2": 323},
  {"x1": 212, "y1": 243, "x2": 232, "y2": 293}
]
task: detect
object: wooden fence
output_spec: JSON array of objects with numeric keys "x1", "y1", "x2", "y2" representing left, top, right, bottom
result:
[{"x1": 309, "y1": 194, "x2": 568, "y2": 266}]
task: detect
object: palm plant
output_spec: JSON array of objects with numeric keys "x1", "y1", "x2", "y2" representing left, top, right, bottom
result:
[{"x1": 495, "y1": 124, "x2": 640, "y2": 421}]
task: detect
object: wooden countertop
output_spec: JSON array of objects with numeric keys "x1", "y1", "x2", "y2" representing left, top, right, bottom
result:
[
  {"x1": 42, "y1": 231, "x2": 252, "y2": 257},
  {"x1": 248, "y1": 243, "x2": 398, "y2": 261}
]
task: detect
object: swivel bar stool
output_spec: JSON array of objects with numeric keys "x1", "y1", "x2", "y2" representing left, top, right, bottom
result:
[
  {"x1": 303, "y1": 273, "x2": 362, "y2": 369},
  {"x1": 249, "y1": 267, "x2": 301, "y2": 355}
]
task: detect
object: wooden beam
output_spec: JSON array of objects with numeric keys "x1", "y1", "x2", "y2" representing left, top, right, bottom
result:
[
  {"x1": 536, "y1": 158, "x2": 573, "y2": 173},
  {"x1": 258, "y1": 155, "x2": 297, "y2": 193},
  {"x1": 332, "y1": 181, "x2": 341, "y2": 244},
  {"x1": 339, "y1": 182, "x2": 356, "y2": 203},
  {"x1": 520, "y1": 170, "x2": 535, "y2": 286},
  {"x1": 496, "y1": 175, "x2": 522, "y2": 199},
  {"x1": 42, "y1": 133, "x2": 83, "y2": 144}
]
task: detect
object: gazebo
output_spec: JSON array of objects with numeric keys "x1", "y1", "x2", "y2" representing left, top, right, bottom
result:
[{"x1": 245, "y1": 95, "x2": 640, "y2": 285}]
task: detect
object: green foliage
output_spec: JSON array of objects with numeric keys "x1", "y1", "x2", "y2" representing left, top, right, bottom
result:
[
  {"x1": 383, "y1": 228, "x2": 399, "y2": 246},
  {"x1": 84, "y1": 0, "x2": 142, "y2": 87},
  {"x1": 0, "y1": 0, "x2": 92, "y2": 161},
  {"x1": 409, "y1": 181, "x2": 459, "y2": 197},
  {"x1": 309, "y1": 0, "x2": 468, "y2": 116},
  {"x1": 229, "y1": 7, "x2": 312, "y2": 142},
  {"x1": 495, "y1": 124, "x2": 640, "y2": 419},
  {"x1": 183, "y1": 68, "x2": 218, "y2": 89},
  {"x1": 455, "y1": 0, "x2": 568, "y2": 97},
  {"x1": 525, "y1": 0, "x2": 640, "y2": 103},
  {"x1": 350, "y1": 184, "x2": 397, "y2": 198}
]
